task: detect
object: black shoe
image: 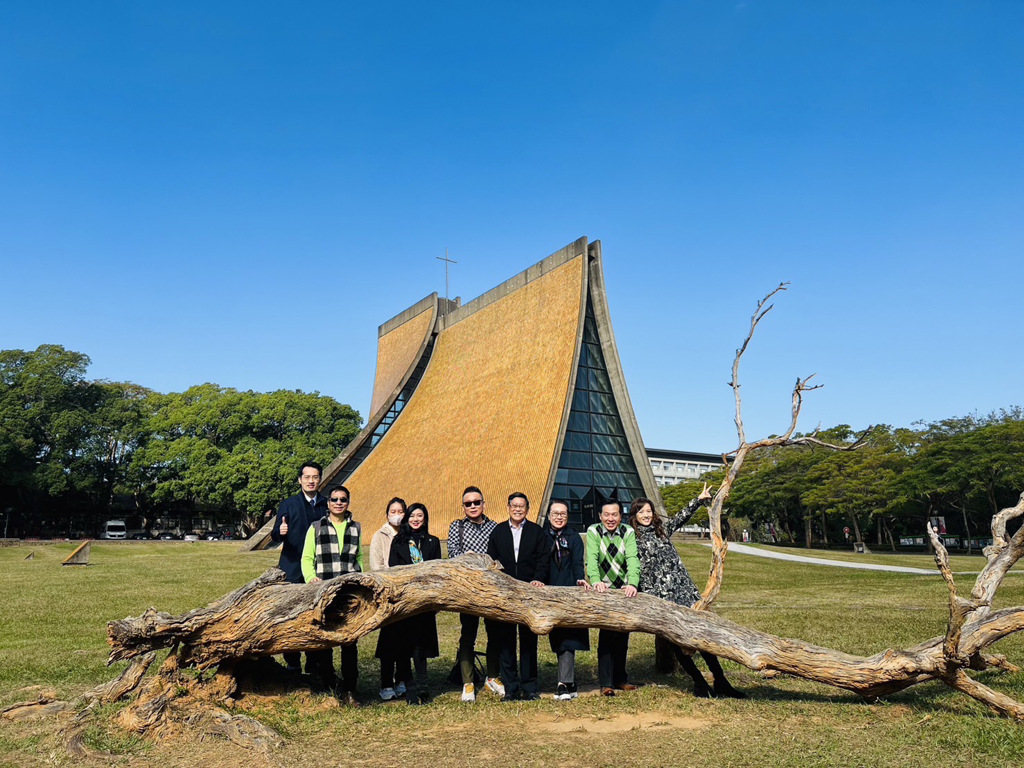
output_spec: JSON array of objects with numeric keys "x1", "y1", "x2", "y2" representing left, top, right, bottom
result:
[
  {"x1": 501, "y1": 691, "x2": 522, "y2": 702},
  {"x1": 314, "y1": 675, "x2": 337, "y2": 694},
  {"x1": 692, "y1": 679, "x2": 713, "y2": 698},
  {"x1": 407, "y1": 687, "x2": 431, "y2": 705},
  {"x1": 521, "y1": 692, "x2": 540, "y2": 701},
  {"x1": 554, "y1": 683, "x2": 571, "y2": 701},
  {"x1": 713, "y1": 680, "x2": 747, "y2": 699}
]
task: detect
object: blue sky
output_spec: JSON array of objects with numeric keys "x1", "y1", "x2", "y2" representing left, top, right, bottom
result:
[{"x1": 2, "y1": 2, "x2": 1022, "y2": 453}]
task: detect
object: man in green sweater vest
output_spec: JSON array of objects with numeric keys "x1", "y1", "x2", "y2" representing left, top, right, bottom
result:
[
  {"x1": 301, "y1": 485, "x2": 363, "y2": 705},
  {"x1": 585, "y1": 499, "x2": 640, "y2": 696}
]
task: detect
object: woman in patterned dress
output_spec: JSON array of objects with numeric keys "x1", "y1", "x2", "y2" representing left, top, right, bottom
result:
[{"x1": 629, "y1": 485, "x2": 745, "y2": 698}]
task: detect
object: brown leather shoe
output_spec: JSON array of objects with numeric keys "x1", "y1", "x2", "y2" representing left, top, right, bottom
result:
[
  {"x1": 340, "y1": 691, "x2": 361, "y2": 707},
  {"x1": 601, "y1": 687, "x2": 615, "y2": 696},
  {"x1": 617, "y1": 683, "x2": 640, "y2": 692}
]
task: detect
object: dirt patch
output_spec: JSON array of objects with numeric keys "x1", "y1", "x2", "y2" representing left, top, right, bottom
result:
[{"x1": 531, "y1": 711, "x2": 710, "y2": 734}]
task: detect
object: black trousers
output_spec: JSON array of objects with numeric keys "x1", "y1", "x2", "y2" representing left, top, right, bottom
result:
[
  {"x1": 403, "y1": 646, "x2": 430, "y2": 698},
  {"x1": 457, "y1": 613, "x2": 501, "y2": 684},
  {"x1": 380, "y1": 653, "x2": 411, "y2": 689},
  {"x1": 494, "y1": 620, "x2": 538, "y2": 697},
  {"x1": 597, "y1": 629, "x2": 630, "y2": 688},
  {"x1": 307, "y1": 643, "x2": 359, "y2": 692}
]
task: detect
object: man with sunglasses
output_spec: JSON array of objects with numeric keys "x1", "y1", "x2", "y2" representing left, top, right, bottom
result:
[
  {"x1": 300, "y1": 485, "x2": 363, "y2": 705},
  {"x1": 446, "y1": 485, "x2": 503, "y2": 702},
  {"x1": 271, "y1": 461, "x2": 328, "y2": 673}
]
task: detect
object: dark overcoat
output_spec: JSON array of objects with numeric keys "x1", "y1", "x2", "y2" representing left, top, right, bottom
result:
[
  {"x1": 542, "y1": 526, "x2": 590, "y2": 653},
  {"x1": 384, "y1": 533, "x2": 441, "y2": 658},
  {"x1": 270, "y1": 493, "x2": 327, "y2": 583}
]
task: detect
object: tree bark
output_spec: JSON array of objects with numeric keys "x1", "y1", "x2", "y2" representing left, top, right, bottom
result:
[
  {"x1": 106, "y1": 547, "x2": 1024, "y2": 718},
  {"x1": 848, "y1": 511, "x2": 863, "y2": 546}
]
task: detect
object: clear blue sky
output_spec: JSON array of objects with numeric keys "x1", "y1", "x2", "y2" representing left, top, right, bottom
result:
[{"x1": 2, "y1": 2, "x2": 1021, "y2": 453}]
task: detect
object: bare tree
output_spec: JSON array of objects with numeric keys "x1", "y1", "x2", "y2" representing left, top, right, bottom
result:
[{"x1": 696, "y1": 283, "x2": 864, "y2": 610}]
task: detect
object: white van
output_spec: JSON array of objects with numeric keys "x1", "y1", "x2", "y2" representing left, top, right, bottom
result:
[{"x1": 103, "y1": 520, "x2": 127, "y2": 539}]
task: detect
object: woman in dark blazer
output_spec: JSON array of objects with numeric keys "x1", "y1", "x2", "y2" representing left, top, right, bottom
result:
[
  {"x1": 542, "y1": 500, "x2": 591, "y2": 700},
  {"x1": 388, "y1": 502, "x2": 441, "y2": 704}
]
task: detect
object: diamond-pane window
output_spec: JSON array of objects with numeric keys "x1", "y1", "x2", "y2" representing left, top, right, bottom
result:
[{"x1": 553, "y1": 293, "x2": 644, "y2": 528}]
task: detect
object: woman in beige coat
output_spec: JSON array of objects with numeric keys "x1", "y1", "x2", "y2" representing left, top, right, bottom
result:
[{"x1": 371, "y1": 497, "x2": 407, "y2": 700}]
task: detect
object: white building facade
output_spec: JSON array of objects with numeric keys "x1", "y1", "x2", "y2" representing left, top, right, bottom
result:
[{"x1": 646, "y1": 447, "x2": 724, "y2": 488}]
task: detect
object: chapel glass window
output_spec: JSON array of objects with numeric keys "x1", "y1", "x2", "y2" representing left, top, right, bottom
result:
[{"x1": 553, "y1": 293, "x2": 645, "y2": 528}]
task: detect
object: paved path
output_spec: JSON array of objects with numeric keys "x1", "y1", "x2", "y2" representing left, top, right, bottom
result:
[{"x1": 719, "y1": 542, "x2": 938, "y2": 574}]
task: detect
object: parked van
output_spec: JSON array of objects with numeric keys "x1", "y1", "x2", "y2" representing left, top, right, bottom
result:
[{"x1": 102, "y1": 520, "x2": 127, "y2": 539}]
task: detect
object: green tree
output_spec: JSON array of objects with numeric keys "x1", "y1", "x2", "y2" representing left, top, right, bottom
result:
[
  {"x1": 800, "y1": 427, "x2": 912, "y2": 548},
  {"x1": 0, "y1": 345, "x2": 105, "y2": 534},
  {"x1": 131, "y1": 385, "x2": 361, "y2": 527},
  {"x1": 901, "y1": 413, "x2": 1024, "y2": 549}
]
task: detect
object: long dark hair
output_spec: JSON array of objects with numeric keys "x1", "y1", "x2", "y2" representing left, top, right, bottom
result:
[
  {"x1": 628, "y1": 497, "x2": 665, "y2": 540},
  {"x1": 401, "y1": 502, "x2": 430, "y2": 540}
]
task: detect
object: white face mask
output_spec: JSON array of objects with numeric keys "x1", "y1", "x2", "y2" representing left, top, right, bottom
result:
[{"x1": 388, "y1": 513, "x2": 404, "y2": 527}]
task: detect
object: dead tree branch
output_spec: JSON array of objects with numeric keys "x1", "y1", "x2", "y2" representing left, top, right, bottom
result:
[
  {"x1": 96, "y1": 550, "x2": 1024, "y2": 725},
  {"x1": 696, "y1": 284, "x2": 861, "y2": 611}
]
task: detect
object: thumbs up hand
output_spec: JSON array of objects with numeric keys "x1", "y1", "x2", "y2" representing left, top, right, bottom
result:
[{"x1": 279, "y1": 514, "x2": 289, "y2": 536}]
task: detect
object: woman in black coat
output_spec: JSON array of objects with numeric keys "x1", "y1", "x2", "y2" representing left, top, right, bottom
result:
[
  {"x1": 542, "y1": 500, "x2": 591, "y2": 700},
  {"x1": 388, "y1": 502, "x2": 441, "y2": 704}
]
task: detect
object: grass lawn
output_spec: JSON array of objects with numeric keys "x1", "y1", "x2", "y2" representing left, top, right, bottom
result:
[{"x1": 2, "y1": 541, "x2": 1023, "y2": 767}]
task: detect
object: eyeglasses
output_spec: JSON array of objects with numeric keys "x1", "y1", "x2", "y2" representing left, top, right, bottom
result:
[
  {"x1": 330, "y1": 497, "x2": 349, "y2": 504},
  {"x1": 463, "y1": 499, "x2": 483, "y2": 508}
]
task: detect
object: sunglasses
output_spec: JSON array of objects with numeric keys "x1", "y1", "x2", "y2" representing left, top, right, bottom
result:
[
  {"x1": 329, "y1": 497, "x2": 349, "y2": 504},
  {"x1": 463, "y1": 499, "x2": 483, "y2": 508}
]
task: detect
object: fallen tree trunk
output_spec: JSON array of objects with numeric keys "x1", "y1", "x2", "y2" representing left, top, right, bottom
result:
[
  {"x1": 107, "y1": 549, "x2": 1024, "y2": 716},
  {"x1": 92, "y1": 286, "x2": 1024, "y2": 732}
]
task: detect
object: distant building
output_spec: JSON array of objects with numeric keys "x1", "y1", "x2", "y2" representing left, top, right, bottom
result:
[{"x1": 646, "y1": 447, "x2": 724, "y2": 488}]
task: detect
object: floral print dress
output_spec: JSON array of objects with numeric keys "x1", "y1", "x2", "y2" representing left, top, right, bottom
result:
[{"x1": 635, "y1": 497, "x2": 708, "y2": 607}]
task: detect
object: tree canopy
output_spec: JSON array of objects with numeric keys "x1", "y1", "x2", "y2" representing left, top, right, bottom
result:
[
  {"x1": 661, "y1": 416, "x2": 1024, "y2": 549},
  {"x1": 0, "y1": 345, "x2": 361, "y2": 537}
]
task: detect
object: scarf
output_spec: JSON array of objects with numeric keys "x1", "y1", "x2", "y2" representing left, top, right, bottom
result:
[
  {"x1": 547, "y1": 526, "x2": 571, "y2": 568},
  {"x1": 408, "y1": 539, "x2": 424, "y2": 564},
  {"x1": 313, "y1": 516, "x2": 361, "y2": 580}
]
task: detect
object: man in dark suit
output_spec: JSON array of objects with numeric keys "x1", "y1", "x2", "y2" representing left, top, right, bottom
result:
[
  {"x1": 271, "y1": 460, "x2": 328, "y2": 672},
  {"x1": 487, "y1": 491, "x2": 548, "y2": 701}
]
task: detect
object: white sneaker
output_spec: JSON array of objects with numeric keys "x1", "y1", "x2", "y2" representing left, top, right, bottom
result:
[
  {"x1": 379, "y1": 687, "x2": 397, "y2": 701},
  {"x1": 485, "y1": 677, "x2": 506, "y2": 697},
  {"x1": 394, "y1": 681, "x2": 407, "y2": 696},
  {"x1": 461, "y1": 683, "x2": 476, "y2": 702}
]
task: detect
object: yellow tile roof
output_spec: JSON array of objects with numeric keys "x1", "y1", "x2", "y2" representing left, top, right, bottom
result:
[
  {"x1": 345, "y1": 254, "x2": 585, "y2": 536},
  {"x1": 369, "y1": 305, "x2": 434, "y2": 417}
]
